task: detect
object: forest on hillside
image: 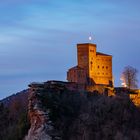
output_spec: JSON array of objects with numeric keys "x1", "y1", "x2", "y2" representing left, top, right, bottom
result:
[{"x1": 0, "y1": 87, "x2": 140, "y2": 140}]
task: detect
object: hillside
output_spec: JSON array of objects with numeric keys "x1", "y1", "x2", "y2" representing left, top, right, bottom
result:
[
  {"x1": 0, "y1": 81, "x2": 140, "y2": 140},
  {"x1": 0, "y1": 89, "x2": 30, "y2": 140},
  {"x1": 26, "y1": 81, "x2": 140, "y2": 140}
]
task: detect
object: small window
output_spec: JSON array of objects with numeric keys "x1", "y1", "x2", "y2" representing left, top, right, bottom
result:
[
  {"x1": 106, "y1": 66, "x2": 108, "y2": 69},
  {"x1": 102, "y1": 66, "x2": 104, "y2": 69},
  {"x1": 98, "y1": 66, "x2": 100, "y2": 68},
  {"x1": 90, "y1": 50, "x2": 94, "y2": 52}
]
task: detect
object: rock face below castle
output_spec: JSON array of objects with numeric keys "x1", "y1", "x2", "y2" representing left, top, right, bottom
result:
[
  {"x1": 25, "y1": 81, "x2": 140, "y2": 140},
  {"x1": 25, "y1": 83, "x2": 53, "y2": 140}
]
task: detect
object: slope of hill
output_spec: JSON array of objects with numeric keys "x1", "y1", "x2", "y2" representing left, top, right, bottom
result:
[
  {"x1": 26, "y1": 82, "x2": 140, "y2": 140},
  {"x1": 0, "y1": 89, "x2": 30, "y2": 140},
  {"x1": 0, "y1": 82, "x2": 140, "y2": 140}
]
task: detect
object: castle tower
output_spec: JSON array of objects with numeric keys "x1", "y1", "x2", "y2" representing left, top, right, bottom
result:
[{"x1": 77, "y1": 43, "x2": 97, "y2": 84}]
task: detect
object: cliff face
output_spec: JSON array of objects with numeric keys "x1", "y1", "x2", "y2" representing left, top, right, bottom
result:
[
  {"x1": 25, "y1": 83, "x2": 59, "y2": 140},
  {"x1": 25, "y1": 81, "x2": 140, "y2": 140}
]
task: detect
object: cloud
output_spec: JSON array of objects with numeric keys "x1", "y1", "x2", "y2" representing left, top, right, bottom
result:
[{"x1": 0, "y1": 0, "x2": 140, "y2": 99}]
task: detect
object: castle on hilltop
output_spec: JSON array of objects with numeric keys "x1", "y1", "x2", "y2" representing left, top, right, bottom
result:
[{"x1": 67, "y1": 43, "x2": 113, "y2": 88}]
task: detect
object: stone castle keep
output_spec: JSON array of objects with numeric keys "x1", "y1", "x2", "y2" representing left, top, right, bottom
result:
[{"x1": 67, "y1": 43, "x2": 113, "y2": 87}]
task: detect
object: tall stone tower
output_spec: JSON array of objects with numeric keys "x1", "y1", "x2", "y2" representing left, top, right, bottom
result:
[
  {"x1": 67, "y1": 43, "x2": 113, "y2": 86},
  {"x1": 77, "y1": 43, "x2": 96, "y2": 73},
  {"x1": 77, "y1": 43, "x2": 97, "y2": 84}
]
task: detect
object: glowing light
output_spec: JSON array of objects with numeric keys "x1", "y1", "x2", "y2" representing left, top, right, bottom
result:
[
  {"x1": 120, "y1": 76, "x2": 127, "y2": 87},
  {"x1": 89, "y1": 36, "x2": 92, "y2": 41}
]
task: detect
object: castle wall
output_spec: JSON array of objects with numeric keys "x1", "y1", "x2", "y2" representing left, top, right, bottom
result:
[
  {"x1": 88, "y1": 44, "x2": 97, "y2": 78},
  {"x1": 67, "y1": 66, "x2": 87, "y2": 84},
  {"x1": 91, "y1": 55, "x2": 112, "y2": 85}
]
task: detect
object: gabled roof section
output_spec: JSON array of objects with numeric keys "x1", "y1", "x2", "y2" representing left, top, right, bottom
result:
[
  {"x1": 68, "y1": 65, "x2": 85, "y2": 71},
  {"x1": 96, "y1": 52, "x2": 112, "y2": 56}
]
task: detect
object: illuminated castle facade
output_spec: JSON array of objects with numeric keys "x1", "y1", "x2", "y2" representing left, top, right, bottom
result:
[{"x1": 67, "y1": 43, "x2": 113, "y2": 86}]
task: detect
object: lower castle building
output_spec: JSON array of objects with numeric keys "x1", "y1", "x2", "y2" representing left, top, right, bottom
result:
[{"x1": 67, "y1": 43, "x2": 113, "y2": 87}]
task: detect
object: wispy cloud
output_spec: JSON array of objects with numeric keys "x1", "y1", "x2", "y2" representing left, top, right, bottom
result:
[{"x1": 0, "y1": 0, "x2": 140, "y2": 99}]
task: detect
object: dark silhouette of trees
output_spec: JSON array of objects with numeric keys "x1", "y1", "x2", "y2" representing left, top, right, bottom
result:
[
  {"x1": 0, "y1": 103, "x2": 9, "y2": 138},
  {"x1": 0, "y1": 90, "x2": 30, "y2": 140},
  {"x1": 121, "y1": 66, "x2": 138, "y2": 89},
  {"x1": 40, "y1": 87, "x2": 140, "y2": 140}
]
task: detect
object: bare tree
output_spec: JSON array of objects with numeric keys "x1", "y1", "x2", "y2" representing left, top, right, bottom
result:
[{"x1": 121, "y1": 66, "x2": 138, "y2": 89}]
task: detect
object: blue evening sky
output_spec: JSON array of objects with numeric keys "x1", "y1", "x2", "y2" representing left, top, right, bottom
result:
[{"x1": 0, "y1": 0, "x2": 140, "y2": 99}]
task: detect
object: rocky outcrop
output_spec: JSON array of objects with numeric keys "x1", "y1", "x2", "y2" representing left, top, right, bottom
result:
[
  {"x1": 1, "y1": 81, "x2": 140, "y2": 140},
  {"x1": 130, "y1": 93, "x2": 140, "y2": 107},
  {"x1": 25, "y1": 81, "x2": 140, "y2": 140},
  {"x1": 25, "y1": 83, "x2": 60, "y2": 140},
  {"x1": 115, "y1": 87, "x2": 140, "y2": 107}
]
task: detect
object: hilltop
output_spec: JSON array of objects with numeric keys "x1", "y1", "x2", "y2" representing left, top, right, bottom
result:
[{"x1": 0, "y1": 81, "x2": 140, "y2": 140}]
